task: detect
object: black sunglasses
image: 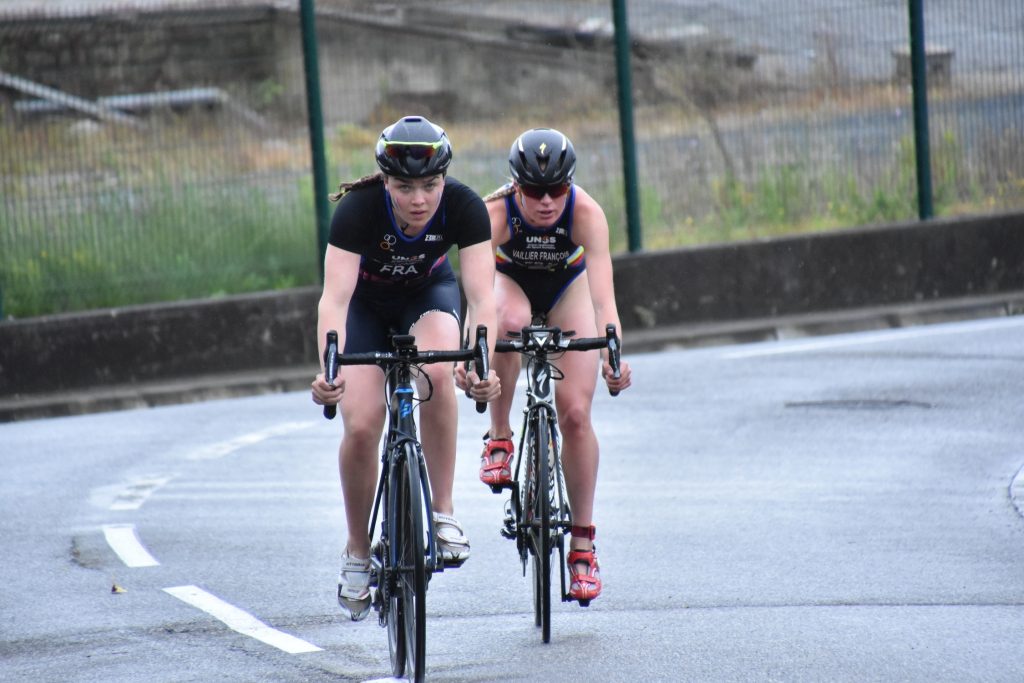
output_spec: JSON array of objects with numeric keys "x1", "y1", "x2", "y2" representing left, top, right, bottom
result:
[{"x1": 518, "y1": 182, "x2": 571, "y2": 200}]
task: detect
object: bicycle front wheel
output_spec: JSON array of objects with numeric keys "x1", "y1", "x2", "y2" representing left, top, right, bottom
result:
[
  {"x1": 387, "y1": 442, "x2": 428, "y2": 682},
  {"x1": 528, "y1": 415, "x2": 553, "y2": 643}
]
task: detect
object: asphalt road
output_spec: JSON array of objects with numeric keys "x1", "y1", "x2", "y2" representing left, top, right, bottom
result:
[{"x1": 2, "y1": 315, "x2": 1023, "y2": 682}]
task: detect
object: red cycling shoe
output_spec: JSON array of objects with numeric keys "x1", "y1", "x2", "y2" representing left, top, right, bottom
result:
[
  {"x1": 479, "y1": 432, "x2": 515, "y2": 491},
  {"x1": 568, "y1": 525, "x2": 601, "y2": 605}
]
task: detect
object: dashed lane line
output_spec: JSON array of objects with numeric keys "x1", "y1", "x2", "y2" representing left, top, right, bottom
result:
[
  {"x1": 1011, "y1": 462, "x2": 1024, "y2": 520},
  {"x1": 103, "y1": 523, "x2": 160, "y2": 567},
  {"x1": 163, "y1": 585, "x2": 322, "y2": 654},
  {"x1": 186, "y1": 421, "x2": 317, "y2": 461},
  {"x1": 109, "y1": 476, "x2": 173, "y2": 511}
]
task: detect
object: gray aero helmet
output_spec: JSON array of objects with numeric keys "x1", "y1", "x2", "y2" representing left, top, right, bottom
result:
[
  {"x1": 375, "y1": 115, "x2": 453, "y2": 178},
  {"x1": 508, "y1": 128, "x2": 576, "y2": 186}
]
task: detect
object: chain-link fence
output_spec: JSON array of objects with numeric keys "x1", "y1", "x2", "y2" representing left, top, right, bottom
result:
[
  {"x1": 0, "y1": 1, "x2": 319, "y2": 318},
  {"x1": 1, "y1": 0, "x2": 1022, "y2": 318},
  {"x1": 622, "y1": 0, "x2": 1024, "y2": 248}
]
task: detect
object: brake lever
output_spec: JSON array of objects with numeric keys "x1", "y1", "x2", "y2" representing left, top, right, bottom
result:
[
  {"x1": 473, "y1": 324, "x2": 489, "y2": 414},
  {"x1": 323, "y1": 330, "x2": 339, "y2": 419},
  {"x1": 605, "y1": 324, "x2": 621, "y2": 397}
]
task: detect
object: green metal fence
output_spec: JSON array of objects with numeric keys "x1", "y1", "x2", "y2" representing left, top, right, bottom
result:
[{"x1": 1, "y1": 0, "x2": 1022, "y2": 319}]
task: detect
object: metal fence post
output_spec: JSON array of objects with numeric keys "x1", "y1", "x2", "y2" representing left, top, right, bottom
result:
[
  {"x1": 908, "y1": 0, "x2": 934, "y2": 220},
  {"x1": 300, "y1": 0, "x2": 332, "y2": 280},
  {"x1": 612, "y1": 0, "x2": 642, "y2": 252}
]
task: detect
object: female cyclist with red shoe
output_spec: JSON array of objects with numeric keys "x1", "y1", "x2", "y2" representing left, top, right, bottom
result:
[{"x1": 476, "y1": 128, "x2": 632, "y2": 603}]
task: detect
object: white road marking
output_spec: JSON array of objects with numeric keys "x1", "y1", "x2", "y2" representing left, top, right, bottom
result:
[
  {"x1": 1011, "y1": 464, "x2": 1024, "y2": 520},
  {"x1": 163, "y1": 585, "x2": 322, "y2": 654},
  {"x1": 186, "y1": 421, "x2": 316, "y2": 461},
  {"x1": 103, "y1": 524, "x2": 160, "y2": 567},
  {"x1": 109, "y1": 476, "x2": 173, "y2": 511},
  {"x1": 722, "y1": 317, "x2": 1024, "y2": 359}
]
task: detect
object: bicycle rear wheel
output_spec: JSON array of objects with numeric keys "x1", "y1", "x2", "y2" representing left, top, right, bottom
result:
[
  {"x1": 386, "y1": 443, "x2": 428, "y2": 682},
  {"x1": 527, "y1": 415, "x2": 553, "y2": 643}
]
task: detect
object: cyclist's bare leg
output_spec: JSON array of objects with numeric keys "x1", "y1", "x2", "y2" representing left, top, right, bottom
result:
[
  {"x1": 409, "y1": 309, "x2": 462, "y2": 516},
  {"x1": 338, "y1": 364, "x2": 388, "y2": 559},
  {"x1": 488, "y1": 273, "x2": 532, "y2": 446},
  {"x1": 548, "y1": 273, "x2": 601, "y2": 555}
]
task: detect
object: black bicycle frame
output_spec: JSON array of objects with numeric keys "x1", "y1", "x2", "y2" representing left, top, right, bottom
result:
[
  {"x1": 321, "y1": 325, "x2": 488, "y2": 680},
  {"x1": 369, "y1": 338, "x2": 438, "y2": 575}
]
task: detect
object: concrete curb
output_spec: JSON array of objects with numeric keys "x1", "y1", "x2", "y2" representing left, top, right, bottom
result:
[{"x1": 2, "y1": 291, "x2": 1021, "y2": 423}]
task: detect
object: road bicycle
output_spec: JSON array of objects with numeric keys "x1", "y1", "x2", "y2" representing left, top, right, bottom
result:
[
  {"x1": 322, "y1": 326, "x2": 488, "y2": 683},
  {"x1": 493, "y1": 321, "x2": 620, "y2": 643}
]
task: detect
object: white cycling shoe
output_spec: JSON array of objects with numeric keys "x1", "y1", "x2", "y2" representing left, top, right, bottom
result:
[
  {"x1": 337, "y1": 549, "x2": 373, "y2": 621},
  {"x1": 433, "y1": 512, "x2": 471, "y2": 568}
]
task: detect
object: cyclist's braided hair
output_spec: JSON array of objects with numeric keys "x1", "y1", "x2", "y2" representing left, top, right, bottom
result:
[
  {"x1": 329, "y1": 171, "x2": 385, "y2": 202},
  {"x1": 482, "y1": 183, "x2": 515, "y2": 203}
]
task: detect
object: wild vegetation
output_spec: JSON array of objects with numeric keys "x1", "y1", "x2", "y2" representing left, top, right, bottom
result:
[{"x1": 1, "y1": 101, "x2": 1021, "y2": 318}]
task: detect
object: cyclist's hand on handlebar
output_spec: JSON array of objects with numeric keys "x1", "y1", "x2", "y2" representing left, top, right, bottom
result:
[
  {"x1": 464, "y1": 368, "x2": 501, "y2": 404},
  {"x1": 453, "y1": 363, "x2": 471, "y2": 392},
  {"x1": 602, "y1": 358, "x2": 632, "y2": 394},
  {"x1": 311, "y1": 371, "x2": 345, "y2": 407}
]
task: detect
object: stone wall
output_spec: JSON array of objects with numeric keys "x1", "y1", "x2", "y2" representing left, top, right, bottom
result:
[
  {"x1": 0, "y1": 3, "x2": 752, "y2": 125},
  {"x1": 0, "y1": 7, "x2": 282, "y2": 101}
]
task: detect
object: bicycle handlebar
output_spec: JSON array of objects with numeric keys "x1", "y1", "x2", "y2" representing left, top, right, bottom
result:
[
  {"x1": 605, "y1": 323, "x2": 622, "y2": 397},
  {"x1": 470, "y1": 324, "x2": 489, "y2": 414},
  {"x1": 321, "y1": 327, "x2": 489, "y2": 419},
  {"x1": 495, "y1": 324, "x2": 622, "y2": 397},
  {"x1": 323, "y1": 330, "x2": 339, "y2": 419}
]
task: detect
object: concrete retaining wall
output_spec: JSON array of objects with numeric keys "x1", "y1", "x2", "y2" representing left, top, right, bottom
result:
[
  {"x1": 614, "y1": 210, "x2": 1024, "y2": 330},
  {"x1": 1, "y1": 211, "x2": 1022, "y2": 418},
  {"x1": 0, "y1": 4, "x2": 753, "y2": 125}
]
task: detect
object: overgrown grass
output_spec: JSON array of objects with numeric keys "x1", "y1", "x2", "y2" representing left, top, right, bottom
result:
[
  {"x1": 1, "y1": 179, "x2": 318, "y2": 317},
  {"x1": 1, "y1": 114, "x2": 1021, "y2": 319},
  {"x1": 644, "y1": 129, "x2": 1022, "y2": 247}
]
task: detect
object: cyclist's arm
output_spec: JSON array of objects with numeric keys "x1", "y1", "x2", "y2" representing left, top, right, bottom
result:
[
  {"x1": 573, "y1": 187, "x2": 632, "y2": 392},
  {"x1": 458, "y1": 239, "x2": 499, "y2": 397},
  {"x1": 487, "y1": 197, "x2": 512, "y2": 249},
  {"x1": 573, "y1": 187, "x2": 623, "y2": 349},
  {"x1": 314, "y1": 245, "x2": 360, "y2": 399},
  {"x1": 455, "y1": 200, "x2": 507, "y2": 392},
  {"x1": 459, "y1": 197, "x2": 509, "y2": 349}
]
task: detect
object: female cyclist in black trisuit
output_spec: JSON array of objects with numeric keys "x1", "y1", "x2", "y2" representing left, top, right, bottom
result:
[{"x1": 311, "y1": 115, "x2": 500, "y2": 620}]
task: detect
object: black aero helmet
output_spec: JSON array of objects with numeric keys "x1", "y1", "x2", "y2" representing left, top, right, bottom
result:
[
  {"x1": 375, "y1": 115, "x2": 453, "y2": 178},
  {"x1": 509, "y1": 128, "x2": 576, "y2": 186}
]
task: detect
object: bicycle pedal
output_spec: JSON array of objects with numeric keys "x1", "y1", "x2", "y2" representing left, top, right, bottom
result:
[
  {"x1": 441, "y1": 556, "x2": 467, "y2": 569},
  {"x1": 577, "y1": 599, "x2": 591, "y2": 608}
]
